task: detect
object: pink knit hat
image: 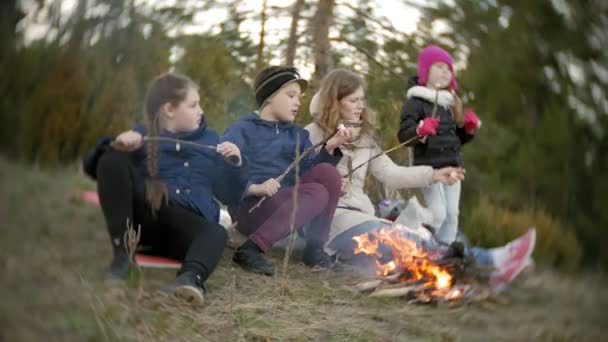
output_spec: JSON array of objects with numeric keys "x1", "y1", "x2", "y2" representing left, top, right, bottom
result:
[{"x1": 417, "y1": 45, "x2": 458, "y2": 90}]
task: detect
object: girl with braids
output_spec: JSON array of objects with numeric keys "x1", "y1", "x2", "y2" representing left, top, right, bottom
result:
[
  {"x1": 397, "y1": 45, "x2": 481, "y2": 244},
  {"x1": 305, "y1": 69, "x2": 464, "y2": 257},
  {"x1": 83, "y1": 72, "x2": 247, "y2": 305},
  {"x1": 223, "y1": 66, "x2": 352, "y2": 276}
]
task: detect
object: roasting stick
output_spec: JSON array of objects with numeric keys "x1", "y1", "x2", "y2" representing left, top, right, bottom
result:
[
  {"x1": 247, "y1": 139, "x2": 329, "y2": 214},
  {"x1": 143, "y1": 136, "x2": 241, "y2": 166},
  {"x1": 142, "y1": 136, "x2": 218, "y2": 151},
  {"x1": 343, "y1": 135, "x2": 418, "y2": 178},
  {"x1": 247, "y1": 124, "x2": 351, "y2": 214},
  {"x1": 111, "y1": 136, "x2": 241, "y2": 166}
]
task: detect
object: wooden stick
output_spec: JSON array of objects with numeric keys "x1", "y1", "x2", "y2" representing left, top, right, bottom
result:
[
  {"x1": 279, "y1": 137, "x2": 301, "y2": 296},
  {"x1": 142, "y1": 136, "x2": 217, "y2": 150},
  {"x1": 354, "y1": 273, "x2": 408, "y2": 292},
  {"x1": 407, "y1": 293, "x2": 432, "y2": 304},
  {"x1": 354, "y1": 279, "x2": 383, "y2": 293},
  {"x1": 248, "y1": 139, "x2": 329, "y2": 213},
  {"x1": 369, "y1": 284, "x2": 429, "y2": 298},
  {"x1": 381, "y1": 273, "x2": 403, "y2": 283},
  {"x1": 141, "y1": 136, "x2": 241, "y2": 166},
  {"x1": 343, "y1": 135, "x2": 418, "y2": 178},
  {"x1": 431, "y1": 87, "x2": 439, "y2": 118},
  {"x1": 377, "y1": 278, "x2": 427, "y2": 290}
]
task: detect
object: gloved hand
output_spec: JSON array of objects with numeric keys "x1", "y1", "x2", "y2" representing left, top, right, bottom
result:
[
  {"x1": 464, "y1": 109, "x2": 481, "y2": 135},
  {"x1": 416, "y1": 117, "x2": 440, "y2": 138}
]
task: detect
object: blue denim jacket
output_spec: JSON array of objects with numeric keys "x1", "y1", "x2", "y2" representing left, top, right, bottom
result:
[{"x1": 83, "y1": 119, "x2": 248, "y2": 222}]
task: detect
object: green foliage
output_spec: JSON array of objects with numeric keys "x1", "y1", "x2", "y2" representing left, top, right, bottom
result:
[
  {"x1": 175, "y1": 35, "x2": 254, "y2": 133},
  {"x1": 462, "y1": 196, "x2": 582, "y2": 272}
]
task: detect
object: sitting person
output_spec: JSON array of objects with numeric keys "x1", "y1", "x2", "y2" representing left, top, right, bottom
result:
[
  {"x1": 83, "y1": 73, "x2": 248, "y2": 305},
  {"x1": 223, "y1": 66, "x2": 352, "y2": 276}
]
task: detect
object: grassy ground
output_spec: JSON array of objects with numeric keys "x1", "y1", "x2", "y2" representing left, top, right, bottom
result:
[{"x1": 1, "y1": 156, "x2": 607, "y2": 341}]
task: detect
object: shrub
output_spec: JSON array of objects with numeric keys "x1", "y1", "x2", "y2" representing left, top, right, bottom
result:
[{"x1": 461, "y1": 196, "x2": 582, "y2": 272}]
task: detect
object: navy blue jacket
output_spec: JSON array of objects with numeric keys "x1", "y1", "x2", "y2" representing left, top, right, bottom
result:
[
  {"x1": 222, "y1": 112, "x2": 342, "y2": 192},
  {"x1": 83, "y1": 120, "x2": 249, "y2": 222}
]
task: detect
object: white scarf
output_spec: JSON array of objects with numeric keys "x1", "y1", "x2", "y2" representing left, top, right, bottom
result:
[{"x1": 406, "y1": 86, "x2": 454, "y2": 109}]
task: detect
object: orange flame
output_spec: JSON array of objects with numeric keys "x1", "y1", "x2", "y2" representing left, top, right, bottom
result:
[{"x1": 353, "y1": 227, "x2": 457, "y2": 294}]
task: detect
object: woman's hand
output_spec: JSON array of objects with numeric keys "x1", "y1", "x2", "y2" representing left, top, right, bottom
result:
[
  {"x1": 217, "y1": 142, "x2": 242, "y2": 166},
  {"x1": 325, "y1": 124, "x2": 353, "y2": 154},
  {"x1": 432, "y1": 167, "x2": 465, "y2": 185},
  {"x1": 248, "y1": 178, "x2": 281, "y2": 197},
  {"x1": 113, "y1": 130, "x2": 143, "y2": 152}
]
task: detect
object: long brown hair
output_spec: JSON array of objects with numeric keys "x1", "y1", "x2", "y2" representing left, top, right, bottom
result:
[
  {"x1": 315, "y1": 69, "x2": 377, "y2": 140},
  {"x1": 143, "y1": 72, "x2": 198, "y2": 211}
]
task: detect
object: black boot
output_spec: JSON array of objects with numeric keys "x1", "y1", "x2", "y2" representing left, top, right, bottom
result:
[
  {"x1": 233, "y1": 239, "x2": 275, "y2": 276},
  {"x1": 302, "y1": 240, "x2": 331, "y2": 268},
  {"x1": 161, "y1": 271, "x2": 206, "y2": 306},
  {"x1": 104, "y1": 249, "x2": 130, "y2": 282}
]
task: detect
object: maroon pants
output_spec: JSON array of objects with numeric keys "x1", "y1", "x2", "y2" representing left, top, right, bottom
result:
[{"x1": 235, "y1": 163, "x2": 341, "y2": 253}]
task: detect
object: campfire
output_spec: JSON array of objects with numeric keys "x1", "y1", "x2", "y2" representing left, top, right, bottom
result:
[{"x1": 352, "y1": 226, "x2": 487, "y2": 304}]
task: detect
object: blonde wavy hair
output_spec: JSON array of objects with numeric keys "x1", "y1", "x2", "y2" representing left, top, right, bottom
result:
[{"x1": 313, "y1": 69, "x2": 377, "y2": 140}]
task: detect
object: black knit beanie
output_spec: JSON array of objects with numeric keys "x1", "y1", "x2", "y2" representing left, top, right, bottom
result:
[{"x1": 254, "y1": 68, "x2": 308, "y2": 107}]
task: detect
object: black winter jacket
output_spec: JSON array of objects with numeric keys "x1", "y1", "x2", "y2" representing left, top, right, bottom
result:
[{"x1": 397, "y1": 77, "x2": 474, "y2": 168}]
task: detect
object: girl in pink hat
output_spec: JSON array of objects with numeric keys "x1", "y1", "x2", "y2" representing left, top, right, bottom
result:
[{"x1": 397, "y1": 45, "x2": 481, "y2": 244}]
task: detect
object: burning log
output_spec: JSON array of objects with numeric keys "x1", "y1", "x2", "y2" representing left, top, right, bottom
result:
[{"x1": 350, "y1": 227, "x2": 494, "y2": 304}]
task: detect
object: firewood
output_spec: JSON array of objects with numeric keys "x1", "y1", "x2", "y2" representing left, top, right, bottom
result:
[
  {"x1": 377, "y1": 278, "x2": 427, "y2": 290},
  {"x1": 354, "y1": 279, "x2": 383, "y2": 292},
  {"x1": 381, "y1": 273, "x2": 403, "y2": 283},
  {"x1": 407, "y1": 293, "x2": 432, "y2": 304},
  {"x1": 369, "y1": 284, "x2": 429, "y2": 298}
]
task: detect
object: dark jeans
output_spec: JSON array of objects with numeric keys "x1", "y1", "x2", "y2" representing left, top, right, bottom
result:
[
  {"x1": 96, "y1": 150, "x2": 227, "y2": 280},
  {"x1": 235, "y1": 163, "x2": 341, "y2": 252}
]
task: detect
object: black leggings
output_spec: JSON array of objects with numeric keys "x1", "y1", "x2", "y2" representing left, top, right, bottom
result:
[{"x1": 96, "y1": 150, "x2": 227, "y2": 281}]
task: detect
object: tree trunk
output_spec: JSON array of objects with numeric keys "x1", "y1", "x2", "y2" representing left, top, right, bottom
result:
[
  {"x1": 285, "y1": 0, "x2": 306, "y2": 66},
  {"x1": 0, "y1": 0, "x2": 24, "y2": 53},
  {"x1": 312, "y1": 0, "x2": 335, "y2": 86},
  {"x1": 256, "y1": 0, "x2": 268, "y2": 71}
]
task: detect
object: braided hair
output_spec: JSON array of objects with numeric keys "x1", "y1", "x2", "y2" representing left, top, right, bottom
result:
[{"x1": 142, "y1": 72, "x2": 198, "y2": 212}]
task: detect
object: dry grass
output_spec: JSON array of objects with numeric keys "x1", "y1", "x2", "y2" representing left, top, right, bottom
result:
[{"x1": 0, "y1": 156, "x2": 607, "y2": 341}]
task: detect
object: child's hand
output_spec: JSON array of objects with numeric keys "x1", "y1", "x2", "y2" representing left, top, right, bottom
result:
[
  {"x1": 217, "y1": 142, "x2": 242, "y2": 166},
  {"x1": 416, "y1": 117, "x2": 440, "y2": 138},
  {"x1": 340, "y1": 177, "x2": 350, "y2": 194},
  {"x1": 432, "y1": 167, "x2": 465, "y2": 185},
  {"x1": 113, "y1": 130, "x2": 143, "y2": 152},
  {"x1": 248, "y1": 178, "x2": 281, "y2": 197},
  {"x1": 325, "y1": 124, "x2": 353, "y2": 153},
  {"x1": 464, "y1": 109, "x2": 481, "y2": 135}
]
